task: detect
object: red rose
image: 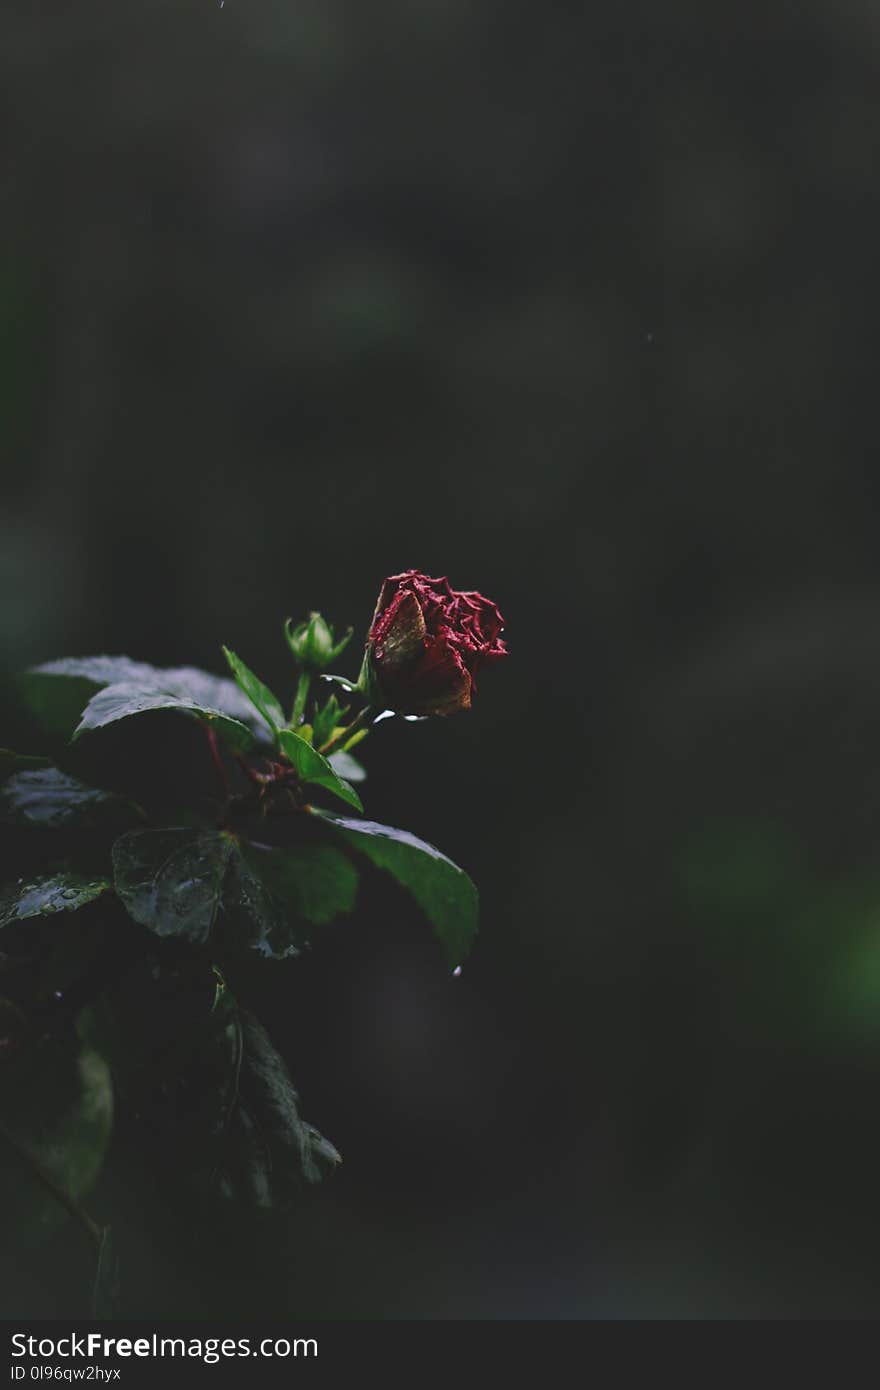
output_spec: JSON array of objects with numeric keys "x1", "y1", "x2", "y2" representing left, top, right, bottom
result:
[{"x1": 360, "y1": 570, "x2": 507, "y2": 716}]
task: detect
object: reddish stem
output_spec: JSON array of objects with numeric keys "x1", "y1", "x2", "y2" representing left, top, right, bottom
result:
[
  {"x1": 205, "y1": 726, "x2": 230, "y2": 796},
  {"x1": 234, "y1": 753, "x2": 270, "y2": 786}
]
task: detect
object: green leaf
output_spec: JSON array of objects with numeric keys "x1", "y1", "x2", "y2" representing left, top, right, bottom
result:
[
  {"x1": 112, "y1": 828, "x2": 235, "y2": 943},
  {"x1": 28, "y1": 655, "x2": 163, "y2": 686},
  {"x1": 73, "y1": 682, "x2": 255, "y2": 753},
  {"x1": 311, "y1": 811, "x2": 478, "y2": 966},
  {"x1": 224, "y1": 841, "x2": 357, "y2": 958},
  {"x1": 236, "y1": 1011, "x2": 341, "y2": 1194},
  {"x1": 19, "y1": 671, "x2": 106, "y2": 741},
  {"x1": 20, "y1": 657, "x2": 171, "y2": 741},
  {"x1": 277, "y1": 728, "x2": 363, "y2": 812},
  {"x1": 222, "y1": 849, "x2": 302, "y2": 960},
  {"x1": 21, "y1": 657, "x2": 270, "y2": 744},
  {"x1": 327, "y1": 750, "x2": 367, "y2": 783},
  {"x1": 0, "y1": 873, "x2": 111, "y2": 928},
  {"x1": 161, "y1": 665, "x2": 269, "y2": 730},
  {"x1": 161, "y1": 665, "x2": 272, "y2": 742},
  {"x1": 340, "y1": 726, "x2": 369, "y2": 752},
  {"x1": 312, "y1": 693, "x2": 348, "y2": 749},
  {"x1": 0, "y1": 767, "x2": 137, "y2": 830},
  {"x1": 0, "y1": 1037, "x2": 113, "y2": 1244},
  {"x1": 0, "y1": 749, "x2": 51, "y2": 781},
  {"x1": 243, "y1": 843, "x2": 358, "y2": 927},
  {"x1": 111, "y1": 829, "x2": 351, "y2": 957},
  {"x1": 221, "y1": 647, "x2": 286, "y2": 736}
]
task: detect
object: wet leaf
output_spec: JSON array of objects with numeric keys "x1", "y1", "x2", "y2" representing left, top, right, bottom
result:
[
  {"x1": 311, "y1": 811, "x2": 478, "y2": 966},
  {"x1": 242, "y1": 842, "x2": 358, "y2": 928},
  {"x1": 229, "y1": 1012, "x2": 340, "y2": 1201},
  {"x1": 222, "y1": 849, "x2": 302, "y2": 960},
  {"x1": 112, "y1": 828, "x2": 235, "y2": 943},
  {"x1": 0, "y1": 767, "x2": 137, "y2": 830},
  {"x1": 73, "y1": 683, "x2": 255, "y2": 754},
  {"x1": 0, "y1": 874, "x2": 111, "y2": 929},
  {"x1": 21, "y1": 657, "x2": 269, "y2": 744}
]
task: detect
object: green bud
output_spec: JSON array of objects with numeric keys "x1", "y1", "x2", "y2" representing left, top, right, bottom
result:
[{"x1": 284, "y1": 612, "x2": 353, "y2": 672}]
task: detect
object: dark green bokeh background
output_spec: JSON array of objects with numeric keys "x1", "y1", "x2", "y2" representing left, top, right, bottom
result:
[{"x1": 4, "y1": 0, "x2": 880, "y2": 1317}]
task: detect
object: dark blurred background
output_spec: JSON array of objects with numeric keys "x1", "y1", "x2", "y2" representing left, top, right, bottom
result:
[{"x1": 4, "y1": 0, "x2": 880, "y2": 1318}]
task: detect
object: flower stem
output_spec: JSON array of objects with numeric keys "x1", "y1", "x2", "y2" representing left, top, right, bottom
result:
[
  {"x1": 290, "y1": 671, "x2": 311, "y2": 728},
  {"x1": 320, "y1": 705, "x2": 374, "y2": 757}
]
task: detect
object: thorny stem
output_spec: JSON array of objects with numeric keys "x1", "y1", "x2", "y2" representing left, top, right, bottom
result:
[
  {"x1": 0, "y1": 1122, "x2": 103, "y2": 1250},
  {"x1": 290, "y1": 671, "x2": 311, "y2": 729},
  {"x1": 320, "y1": 705, "x2": 375, "y2": 757}
]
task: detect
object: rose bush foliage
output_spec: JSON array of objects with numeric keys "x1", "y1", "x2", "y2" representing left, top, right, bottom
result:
[{"x1": 0, "y1": 573, "x2": 506, "y2": 1312}]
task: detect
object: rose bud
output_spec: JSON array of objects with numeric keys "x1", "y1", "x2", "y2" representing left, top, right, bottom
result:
[
  {"x1": 285, "y1": 611, "x2": 353, "y2": 671},
  {"x1": 359, "y1": 570, "x2": 507, "y2": 716}
]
